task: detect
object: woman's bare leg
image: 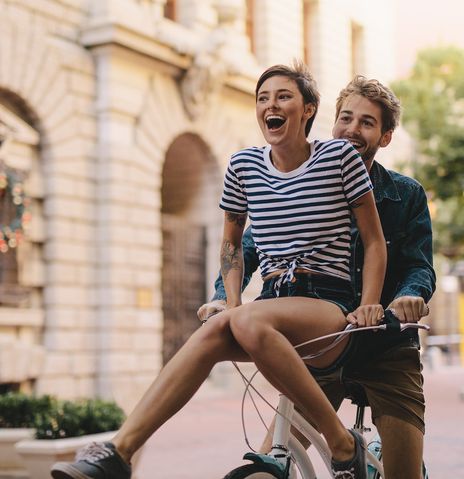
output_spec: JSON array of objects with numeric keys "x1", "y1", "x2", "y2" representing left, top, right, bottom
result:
[
  {"x1": 112, "y1": 313, "x2": 249, "y2": 463},
  {"x1": 228, "y1": 297, "x2": 355, "y2": 461},
  {"x1": 112, "y1": 296, "x2": 355, "y2": 464}
]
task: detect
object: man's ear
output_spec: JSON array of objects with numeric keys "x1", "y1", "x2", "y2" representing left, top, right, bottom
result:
[{"x1": 380, "y1": 130, "x2": 393, "y2": 148}]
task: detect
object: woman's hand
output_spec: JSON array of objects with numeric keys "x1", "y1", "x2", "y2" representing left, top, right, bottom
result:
[
  {"x1": 346, "y1": 304, "x2": 384, "y2": 327},
  {"x1": 197, "y1": 300, "x2": 226, "y2": 323}
]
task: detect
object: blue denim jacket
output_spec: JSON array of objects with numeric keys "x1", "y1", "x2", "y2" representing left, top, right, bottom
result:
[{"x1": 213, "y1": 161, "x2": 436, "y2": 346}]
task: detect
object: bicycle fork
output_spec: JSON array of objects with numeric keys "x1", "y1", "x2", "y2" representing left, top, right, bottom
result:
[
  {"x1": 353, "y1": 404, "x2": 384, "y2": 479},
  {"x1": 270, "y1": 395, "x2": 385, "y2": 478}
]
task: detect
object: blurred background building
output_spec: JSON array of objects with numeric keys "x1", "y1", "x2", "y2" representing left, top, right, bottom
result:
[{"x1": 0, "y1": 0, "x2": 460, "y2": 410}]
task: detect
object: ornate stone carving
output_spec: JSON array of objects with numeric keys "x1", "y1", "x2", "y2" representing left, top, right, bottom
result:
[
  {"x1": 180, "y1": 31, "x2": 228, "y2": 120},
  {"x1": 180, "y1": 0, "x2": 244, "y2": 120}
]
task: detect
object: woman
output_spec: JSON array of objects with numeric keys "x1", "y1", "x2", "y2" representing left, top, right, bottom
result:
[{"x1": 51, "y1": 63, "x2": 386, "y2": 479}]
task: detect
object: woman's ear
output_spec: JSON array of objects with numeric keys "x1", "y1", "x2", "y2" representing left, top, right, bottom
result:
[{"x1": 305, "y1": 103, "x2": 316, "y2": 118}]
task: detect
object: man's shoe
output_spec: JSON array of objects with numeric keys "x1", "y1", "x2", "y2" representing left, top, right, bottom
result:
[
  {"x1": 51, "y1": 442, "x2": 131, "y2": 479},
  {"x1": 331, "y1": 429, "x2": 367, "y2": 479}
]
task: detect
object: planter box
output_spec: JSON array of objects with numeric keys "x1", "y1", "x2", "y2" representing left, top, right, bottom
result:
[
  {"x1": 15, "y1": 431, "x2": 116, "y2": 479},
  {"x1": 0, "y1": 428, "x2": 35, "y2": 473}
]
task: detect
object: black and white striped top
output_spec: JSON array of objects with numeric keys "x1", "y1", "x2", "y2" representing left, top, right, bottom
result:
[{"x1": 220, "y1": 139, "x2": 373, "y2": 284}]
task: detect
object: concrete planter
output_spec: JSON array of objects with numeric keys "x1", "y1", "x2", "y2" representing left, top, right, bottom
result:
[
  {"x1": 0, "y1": 428, "x2": 35, "y2": 474},
  {"x1": 15, "y1": 431, "x2": 116, "y2": 479}
]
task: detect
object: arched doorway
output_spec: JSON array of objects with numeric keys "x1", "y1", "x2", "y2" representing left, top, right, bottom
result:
[
  {"x1": 161, "y1": 133, "x2": 221, "y2": 364},
  {"x1": 0, "y1": 90, "x2": 45, "y2": 392}
]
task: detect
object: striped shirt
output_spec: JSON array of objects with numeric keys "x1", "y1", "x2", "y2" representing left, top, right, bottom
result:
[{"x1": 220, "y1": 139, "x2": 373, "y2": 285}]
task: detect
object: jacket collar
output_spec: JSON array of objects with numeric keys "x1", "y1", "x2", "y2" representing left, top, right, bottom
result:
[{"x1": 370, "y1": 160, "x2": 401, "y2": 204}]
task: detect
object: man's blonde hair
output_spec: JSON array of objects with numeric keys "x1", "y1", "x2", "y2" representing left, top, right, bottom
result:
[{"x1": 335, "y1": 76, "x2": 401, "y2": 133}]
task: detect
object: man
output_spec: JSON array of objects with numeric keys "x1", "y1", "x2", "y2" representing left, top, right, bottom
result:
[{"x1": 198, "y1": 76, "x2": 435, "y2": 479}]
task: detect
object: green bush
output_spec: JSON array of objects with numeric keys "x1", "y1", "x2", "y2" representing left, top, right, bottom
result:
[
  {"x1": 34, "y1": 398, "x2": 125, "y2": 439},
  {"x1": 0, "y1": 392, "x2": 56, "y2": 428},
  {"x1": 0, "y1": 393, "x2": 125, "y2": 439}
]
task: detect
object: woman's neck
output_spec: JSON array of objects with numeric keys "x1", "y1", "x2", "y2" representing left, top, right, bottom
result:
[{"x1": 270, "y1": 140, "x2": 311, "y2": 173}]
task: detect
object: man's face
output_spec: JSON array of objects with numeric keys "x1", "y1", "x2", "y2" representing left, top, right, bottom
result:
[{"x1": 332, "y1": 94, "x2": 392, "y2": 171}]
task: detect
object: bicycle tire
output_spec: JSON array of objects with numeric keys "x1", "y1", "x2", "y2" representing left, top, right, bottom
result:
[{"x1": 223, "y1": 463, "x2": 287, "y2": 479}]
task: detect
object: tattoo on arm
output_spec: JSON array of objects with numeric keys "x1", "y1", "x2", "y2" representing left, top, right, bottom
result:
[
  {"x1": 350, "y1": 200, "x2": 363, "y2": 209},
  {"x1": 221, "y1": 240, "x2": 241, "y2": 280},
  {"x1": 225, "y1": 211, "x2": 247, "y2": 227}
]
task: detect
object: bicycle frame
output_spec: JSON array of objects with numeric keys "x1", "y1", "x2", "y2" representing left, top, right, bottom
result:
[
  {"x1": 241, "y1": 316, "x2": 431, "y2": 479},
  {"x1": 269, "y1": 394, "x2": 384, "y2": 478}
]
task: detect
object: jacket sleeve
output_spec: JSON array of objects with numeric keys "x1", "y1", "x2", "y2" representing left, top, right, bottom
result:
[
  {"x1": 212, "y1": 226, "x2": 259, "y2": 301},
  {"x1": 394, "y1": 184, "x2": 436, "y2": 302}
]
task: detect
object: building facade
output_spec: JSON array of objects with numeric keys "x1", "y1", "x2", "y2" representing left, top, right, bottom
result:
[{"x1": 0, "y1": 0, "x2": 396, "y2": 410}]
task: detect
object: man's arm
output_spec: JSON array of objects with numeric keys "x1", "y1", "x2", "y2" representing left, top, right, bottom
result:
[{"x1": 388, "y1": 184, "x2": 436, "y2": 322}]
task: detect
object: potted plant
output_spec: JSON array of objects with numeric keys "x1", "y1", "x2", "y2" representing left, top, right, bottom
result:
[
  {"x1": 14, "y1": 397, "x2": 126, "y2": 479},
  {"x1": 0, "y1": 392, "x2": 53, "y2": 473}
]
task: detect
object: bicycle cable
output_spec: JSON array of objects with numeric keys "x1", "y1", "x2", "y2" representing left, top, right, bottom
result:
[{"x1": 232, "y1": 317, "x2": 430, "y2": 451}]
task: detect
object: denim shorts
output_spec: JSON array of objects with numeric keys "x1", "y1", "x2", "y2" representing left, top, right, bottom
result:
[{"x1": 256, "y1": 272, "x2": 355, "y2": 315}]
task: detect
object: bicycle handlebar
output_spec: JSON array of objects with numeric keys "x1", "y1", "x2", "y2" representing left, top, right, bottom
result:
[
  {"x1": 378, "y1": 308, "x2": 430, "y2": 332},
  {"x1": 294, "y1": 308, "x2": 429, "y2": 359}
]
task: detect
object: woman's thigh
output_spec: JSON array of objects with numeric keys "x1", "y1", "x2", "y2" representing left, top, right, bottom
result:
[{"x1": 229, "y1": 297, "x2": 349, "y2": 368}]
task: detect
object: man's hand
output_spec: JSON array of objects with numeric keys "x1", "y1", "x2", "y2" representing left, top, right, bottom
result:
[
  {"x1": 346, "y1": 304, "x2": 384, "y2": 327},
  {"x1": 387, "y1": 296, "x2": 429, "y2": 323},
  {"x1": 197, "y1": 299, "x2": 226, "y2": 323}
]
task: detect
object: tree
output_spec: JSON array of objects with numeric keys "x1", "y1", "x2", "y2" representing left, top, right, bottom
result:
[{"x1": 391, "y1": 46, "x2": 464, "y2": 257}]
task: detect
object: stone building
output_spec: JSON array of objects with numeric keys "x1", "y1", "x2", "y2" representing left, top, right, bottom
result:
[{"x1": 0, "y1": 0, "x2": 396, "y2": 410}]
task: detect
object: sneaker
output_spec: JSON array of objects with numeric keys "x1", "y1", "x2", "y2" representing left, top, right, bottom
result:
[
  {"x1": 331, "y1": 429, "x2": 367, "y2": 479},
  {"x1": 51, "y1": 442, "x2": 131, "y2": 479}
]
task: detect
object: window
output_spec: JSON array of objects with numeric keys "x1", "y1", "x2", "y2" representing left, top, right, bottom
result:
[
  {"x1": 351, "y1": 21, "x2": 364, "y2": 76},
  {"x1": 164, "y1": 0, "x2": 176, "y2": 21},
  {"x1": 303, "y1": 0, "x2": 319, "y2": 69},
  {"x1": 245, "y1": 0, "x2": 255, "y2": 54},
  {"x1": 0, "y1": 162, "x2": 31, "y2": 307},
  {"x1": 0, "y1": 100, "x2": 42, "y2": 310}
]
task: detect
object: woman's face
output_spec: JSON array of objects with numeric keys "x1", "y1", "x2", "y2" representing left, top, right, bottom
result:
[{"x1": 256, "y1": 75, "x2": 314, "y2": 147}]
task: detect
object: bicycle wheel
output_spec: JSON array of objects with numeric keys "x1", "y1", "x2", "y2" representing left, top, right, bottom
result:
[{"x1": 223, "y1": 463, "x2": 286, "y2": 479}]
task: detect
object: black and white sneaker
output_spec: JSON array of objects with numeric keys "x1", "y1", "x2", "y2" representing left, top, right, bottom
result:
[
  {"x1": 331, "y1": 429, "x2": 367, "y2": 479},
  {"x1": 51, "y1": 442, "x2": 131, "y2": 479}
]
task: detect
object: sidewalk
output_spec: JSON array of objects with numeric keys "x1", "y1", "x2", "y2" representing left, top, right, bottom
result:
[{"x1": 133, "y1": 362, "x2": 464, "y2": 478}]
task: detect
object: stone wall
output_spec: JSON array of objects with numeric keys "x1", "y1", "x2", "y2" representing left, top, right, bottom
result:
[{"x1": 0, "y1": 0, "x2": 397, "y2": 409}]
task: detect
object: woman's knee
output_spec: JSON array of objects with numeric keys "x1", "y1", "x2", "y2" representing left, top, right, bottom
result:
[
  {"x1": 194, "y1": 312, "x2": 236, "y2": 356},
  {"x1": 229, "y1": 307, "x2": 269, "y2": 354}
]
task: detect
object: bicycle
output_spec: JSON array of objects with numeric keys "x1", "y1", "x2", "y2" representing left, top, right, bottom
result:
[{"x1": 223, "y1": 309, "x2": 430, "y2": 479}]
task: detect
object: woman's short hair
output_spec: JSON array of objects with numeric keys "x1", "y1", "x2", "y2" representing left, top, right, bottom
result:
[
  {"x1": 255, "y1": 61, "x2": 320, "y2": 137},
  {"x1": 335, "y1": 76, "x2": 401, "y2": 133}
]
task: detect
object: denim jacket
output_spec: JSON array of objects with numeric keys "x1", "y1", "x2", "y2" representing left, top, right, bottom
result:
[{"x1": 212, "y1": 161, "x2": 436, "y2": 346}]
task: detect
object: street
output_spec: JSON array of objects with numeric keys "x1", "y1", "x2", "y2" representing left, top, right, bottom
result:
[{"x1": 133, "y1": 362, "x2": 464, "y2": 478}]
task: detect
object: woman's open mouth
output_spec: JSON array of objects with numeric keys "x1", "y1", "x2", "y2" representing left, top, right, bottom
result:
[{"x1": 265, "y1": 115, "x2": 286, "y2": 131}]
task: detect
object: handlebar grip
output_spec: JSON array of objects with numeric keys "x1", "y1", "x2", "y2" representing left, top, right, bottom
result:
[{"x1": 383, "y1": 309, "x2": 402, "y2": 331}]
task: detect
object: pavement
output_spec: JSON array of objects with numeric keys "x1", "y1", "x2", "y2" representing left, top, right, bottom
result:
[{"x1": 133, "y1": 361, "x2": 464, "y2": 478}]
